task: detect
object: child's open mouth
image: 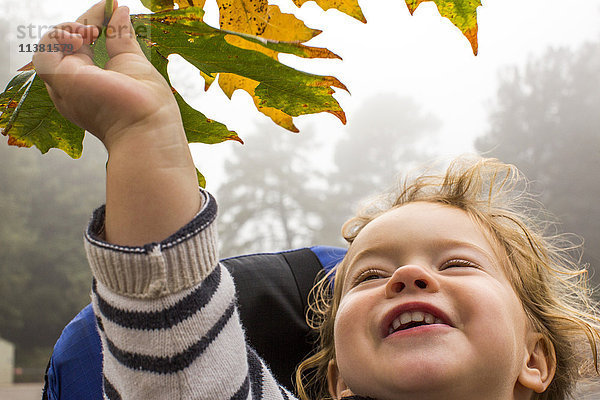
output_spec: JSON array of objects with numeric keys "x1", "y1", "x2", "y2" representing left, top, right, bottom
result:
[
  {"x1": 382, "y1": 302, "x2": 453, "y2": 337},
  {"x1": 388, "y1": 311, "x2": 445, "y2": 335}
]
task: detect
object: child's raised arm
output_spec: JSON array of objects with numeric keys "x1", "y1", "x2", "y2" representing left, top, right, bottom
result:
[
  {"x1": 33, "y1": 0, "x2": 200, "y2": 246},
  {"x1": 33, "y1": 4, "x2": 299, "y2": 399}
]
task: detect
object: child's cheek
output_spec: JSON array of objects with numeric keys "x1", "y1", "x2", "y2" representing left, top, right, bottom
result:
[
  {"x1": 334, "y1": 294, "x2": 370, "y2": 356},
  {"x1": 334, "y1": 298, "x2": 357, "y2": 341},
  {"x1": 461, "y1": 283, "x2": 528, "y2": 358}
]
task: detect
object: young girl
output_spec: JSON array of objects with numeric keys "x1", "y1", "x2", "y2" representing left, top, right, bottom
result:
[
  {"x1": 32, "y1": 2, "x2": 600, "y2": 399},
  {"x1": 295, "y1": 159, "x2": 600, "y2": 400}
]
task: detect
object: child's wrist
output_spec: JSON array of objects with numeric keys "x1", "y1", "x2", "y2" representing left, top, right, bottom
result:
[
  {"x1": 106, "y1": 125, "x2": 192, "y2": 168},
  {"x1": 102, "y1": 109, "x2": 187, "y2": 157}
]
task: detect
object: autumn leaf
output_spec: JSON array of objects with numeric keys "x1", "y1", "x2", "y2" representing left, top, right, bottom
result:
[
  {"x1": 1, "y1": 5, "x2": 345, "y2": 160},
  {"x1": 214, "y1": 0, "x2": 342, "y2": 131},
  {"x1": 131, "y1": 7, "x2": 346, "y2": 130},
  {"x1": 2, "y1": 0, "x2": 483, "y2": 164},
  {"x1": 405, "y1": 0, "x2": 481, "y2": 55}
]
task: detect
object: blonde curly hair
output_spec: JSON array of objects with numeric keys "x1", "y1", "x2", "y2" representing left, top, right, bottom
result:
[{"x1": 295, "y1": 156, "x2": 600, "y2": 400}]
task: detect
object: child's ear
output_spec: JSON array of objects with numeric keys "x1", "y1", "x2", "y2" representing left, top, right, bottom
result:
[
  {"x1": 518, "y1": 333, "x2": 556, "y2": 393},
  {"x1": 327, "y1": 359, "x2": 354, "y2": 399}
]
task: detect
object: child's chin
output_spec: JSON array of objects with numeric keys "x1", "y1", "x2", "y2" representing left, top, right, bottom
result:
[{"x1": 379, "y1": 361, "x2": 464, "y2": 391}]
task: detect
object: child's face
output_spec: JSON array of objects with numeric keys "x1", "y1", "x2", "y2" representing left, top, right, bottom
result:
[{"x1": 328, "y1": 202, "x2": 547, "y2": 400}]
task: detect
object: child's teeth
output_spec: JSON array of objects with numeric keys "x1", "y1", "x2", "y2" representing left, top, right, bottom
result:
[
  {"x1": 389, "y1": 312, "x2": 447, "y2": 335},
  {"x1": 400, "y1": 313, "x2": 412, "y2": 325},
  {"x1": 412, "y1": 311, "x2": 424, "y2": 322}
]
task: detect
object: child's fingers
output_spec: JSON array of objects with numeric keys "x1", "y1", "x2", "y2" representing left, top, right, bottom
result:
[
  {"x1": 32, "y1": 25, "x2": 85, "y2": 81},
  {"x1": 54, "y1": 22, "x2": 100, "y2": 59},
  {"x1": 105, "y1": 6, "x2": 146, "y2": 59},
  {"x1": 33, "y1": 25, "x2": 101, "y2": 110},
  {"x1": 53, "y1": 23, "x2": 100, "y2": 42}
]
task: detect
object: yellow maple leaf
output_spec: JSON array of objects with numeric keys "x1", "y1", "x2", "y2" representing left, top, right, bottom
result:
[
  {"x1": 219, "y1": 73, "x2": 300, "y2": 131},
  {"x1": 211, "y1": 0, "x2": 342, "y2": 131}
]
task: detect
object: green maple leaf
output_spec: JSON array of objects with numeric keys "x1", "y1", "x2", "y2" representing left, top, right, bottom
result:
[{"x1": 128, "y1": 7, "x2": 346, "y2": 122}]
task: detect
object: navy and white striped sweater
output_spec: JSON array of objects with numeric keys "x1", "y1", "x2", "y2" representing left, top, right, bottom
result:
[{"x1": 84, "y1": 190, "x2": 298, "y2": 400}]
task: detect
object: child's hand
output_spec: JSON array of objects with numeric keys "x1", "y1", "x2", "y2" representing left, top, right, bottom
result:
[{"x1": 32, "y1": 1, "x2": 181, "y2": 151}]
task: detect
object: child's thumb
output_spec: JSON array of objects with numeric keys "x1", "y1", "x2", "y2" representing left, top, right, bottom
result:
[{"x1": 105, "y1": 6, "x2": 145, "y2": 59}]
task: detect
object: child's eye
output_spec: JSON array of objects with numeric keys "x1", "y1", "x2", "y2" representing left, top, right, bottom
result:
[
  {"x1": 353, "y1": 268, "x2": 386, "y2": 285},
  {"x1": 440, "y1": 259, "x2": 480, "y2": 270}
]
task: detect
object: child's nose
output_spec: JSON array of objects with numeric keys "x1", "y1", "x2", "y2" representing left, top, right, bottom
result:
[{"x1": 384, "y1": 264, "x2": 439, "y2": 297}]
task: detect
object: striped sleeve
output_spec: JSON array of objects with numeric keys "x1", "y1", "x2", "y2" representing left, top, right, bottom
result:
[{"x1": 84, "y1": 190, "x2": 299, "y2": 400}]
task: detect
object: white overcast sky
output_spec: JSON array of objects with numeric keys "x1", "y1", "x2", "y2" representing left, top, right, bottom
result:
[{"x1": 5, "y1": 0, "x2": 600, "y2": 191}]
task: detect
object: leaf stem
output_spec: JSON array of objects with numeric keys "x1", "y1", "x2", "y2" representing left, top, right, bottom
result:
[{"x1": 103, "y1": 0, "x2": 114, "y2": 27}]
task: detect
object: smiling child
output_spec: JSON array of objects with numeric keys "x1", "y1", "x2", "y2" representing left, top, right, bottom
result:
[{"x1": 297, "y1": 158, "x2": 600, "y2": 400}]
